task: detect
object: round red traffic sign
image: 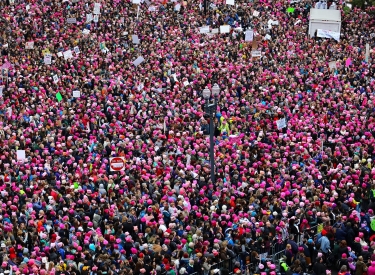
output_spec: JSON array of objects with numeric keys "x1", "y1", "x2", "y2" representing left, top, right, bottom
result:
[{"x1": 110, "y1": 157, "x2": 125, "y2": 171}]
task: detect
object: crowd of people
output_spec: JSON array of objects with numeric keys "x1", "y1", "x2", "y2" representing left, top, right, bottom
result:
[{"x1": 0, "y1": 0, "x2": 374, "y2": 274}]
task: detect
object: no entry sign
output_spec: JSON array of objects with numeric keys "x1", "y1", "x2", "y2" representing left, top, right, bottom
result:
[{"x1": 109, "y1": 157, "x2": 125, "y2": 171}]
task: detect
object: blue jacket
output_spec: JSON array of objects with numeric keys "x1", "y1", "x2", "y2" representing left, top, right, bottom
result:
[
  {"x1": 335, "y1": 228, "x2": 347, "y2": 242},
  {"x1": 320, "y1": 236, "x2": 330, "y2": 253}
]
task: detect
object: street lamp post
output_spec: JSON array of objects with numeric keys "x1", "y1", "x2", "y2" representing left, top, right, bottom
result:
[{"x1": 202, "y1": 84, "x2": 220, "y2": 184}]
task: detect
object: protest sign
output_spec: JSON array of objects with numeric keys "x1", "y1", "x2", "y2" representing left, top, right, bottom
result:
[
  {"x1": 132, "y1": 35, "x2": 140, "y2": 44},
  {"x1": 63, "y1": 50, "x2": 73, "y2": 60},
  {"x1": 86, "y1": 13, "x2": 93, "y2": 22},
  {"x1": 211, "y1": 28, "x2": 219, "y2": 34},
  {"x1": 329, "y1": 61, "x2": 337, "y2": 70},
  {"x1": 199, "y1": 26, "x2": 210, "y2": 33},
  {"x1": 44, "y1": 54, "x2": 52, "y2": 65},
  {"x1": 133, "y1": 56, "x2": 145, "y2": 66},
  {"x1": 74, "y1": 46, "x2": 80, "y2": 54},
  {"x1": 17, "y1": 150, "x2": 26, "y2": 161},
  {"x1": 66, "y1": 18, "x2": 77, "y2": 24},
  {"x1": 226, "y1": 0, "x2": 235, "y2": 5},
  {"x1": 56, "y1": 92, "x2": 62, "y2": 101},
  {"x1": 317, "y1": 29, "x2": 340, "y2": 41},
  {"x1": 345, "y1": 58, "x2": 352, "y2": 67},
  {"x1": 73, "y1": 91, "x2": 81, "y2": 98},
  {"x1": 253, "y1": 11, "x2": 260, "y2": 17},
  {"x1": 245, "y1": 30, "x2": 254, "y2": 41},
  {"x1": 276, "y1": 118, "x2": 287, "y2": 129},
  {"x1": 365, "y1": 43, "x2": 370, "y2": 62},
  {"x1": 220, "y1": 25, "x2": 230, "y2": 33},
  {"x1": 25, "y1": 41, "x2": 34, "y2": 49},
  {"x1": 93, "y1": 3, "x2": 101, "y2": 14},
  {"x1": 251, "y1": 50, "x2": 261, "y2": 57},
  {"x1": 93, "y1": 15, "x2": 99, "y2": 23},
  {"x1": 42, "y1": 49, "x2": 50, "y2": 56},
  {"x1": 53, "y1": 75, "x2": 59, "y2": 83}
]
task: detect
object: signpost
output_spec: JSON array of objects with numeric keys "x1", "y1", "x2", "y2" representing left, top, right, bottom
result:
[{"x1": 110, "y1": 157, "x2": 126, "y2": 171}]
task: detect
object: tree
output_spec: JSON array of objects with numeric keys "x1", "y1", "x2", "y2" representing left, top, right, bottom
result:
[{"x1": 351, "y1": 0, "x2": 375, "y2": 10}]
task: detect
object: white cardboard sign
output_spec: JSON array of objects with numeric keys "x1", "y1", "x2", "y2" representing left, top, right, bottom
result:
[
  {"x1": 133, "y1": 56, "x2": 145, "y2": 66},
  {"x1": 245, "y1": 30, "x2": 254, "y2": 41},
  {"x1": 25, "y1": 41, "x2": 34, "y2": 49},
  {"x1": 17, "y1": 150, "x2": 26, "y2": 161},
  {"x1": 276, "y1": 118, "x2": 287, "y2": 129},
  {"x1": 93, "y1": 3, "x2": 101, "y2": 14},
  {"x1": 199, "y1": 26, "x2": 210, "y2": 33},
  {"x1": 220, "y1": 25, "x2": 230, "y2": 33},
  {"x1": 67, "y1": 18, "x2": 77, "y2": 24},
  {"x1": 251, "y1": 51, "x2": 262, "y2": 57},
  {"x1": 63, "y1": 50, "x2": 73, "y2": 60},
  {"x1": 132, "y1": 35, "x2": 140, "y2": 44},
  {"x1": 73, "y1": 90, "x2": 81, "y2": 98},
  {"x1": 44, "y1": 54, "x2": 52, "y2": 65}
]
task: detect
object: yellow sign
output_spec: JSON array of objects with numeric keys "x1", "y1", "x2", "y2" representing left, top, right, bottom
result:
[
  {"x1": 317, "y1": 223, "x2": 323, "y2": 234},
  {"x1": 42, "y1": 49, "x2": 50, "y2": 56}
]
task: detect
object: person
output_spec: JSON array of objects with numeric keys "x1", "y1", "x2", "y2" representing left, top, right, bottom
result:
[
  {"x1": 285, "y1": 244, "x2": 295, "y2": 266},
  {"x1": 338, "y1": 241, "x2": 349, "y2": 259},
  {"x1": 315, "y1": 0, "x2": 322, "y2": 8},
  {"x1": 329, "y1": 2, "x2": 337, "y2": 9},
  {"x1": 313, "y1": 257, "x2": 327, "y2": 275},
  {"x1": 320, "y1": 234, "x2": 331, "y2": 256},
  {"x1": 367, "y1": 261, "x2": 375, "y2": 275},
  {"x1": 355, "y1": 256, "x2": 368, "y2": 275},
  {"x1": 0, "y1": 0, "x2": 373, "y2": 273},
  {"x1": 337, "y1": 254, "x2": 349, "y2": 271},
  {"x1": 338, "y1": 265, "x2": 351, "y2": 275}
]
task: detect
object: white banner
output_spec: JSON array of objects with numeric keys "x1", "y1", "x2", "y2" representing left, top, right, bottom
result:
[
  {"x1": 199, "y1": 26, "x2": 210, "y2": 33},
  {"x1": 316, "y1": 29, "x2": 340, "y2": 41}
]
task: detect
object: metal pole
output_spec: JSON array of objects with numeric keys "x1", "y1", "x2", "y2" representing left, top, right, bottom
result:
[
  {"x1": 209, "y1": 102, "x2": 215, "y2": 184},
  {"x1": 204, "y1": 0, "x2": 207, "y2": 15}
]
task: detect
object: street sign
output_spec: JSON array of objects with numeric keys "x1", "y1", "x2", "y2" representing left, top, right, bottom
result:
[{"x1": 109, "y1": 157, "x2": 125, "y2": 171}]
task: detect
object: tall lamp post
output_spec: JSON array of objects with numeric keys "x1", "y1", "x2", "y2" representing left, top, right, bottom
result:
[{"x1": 202, "y1": 84, "x2": 220, "y2": 184}]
